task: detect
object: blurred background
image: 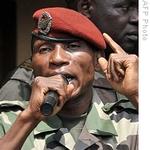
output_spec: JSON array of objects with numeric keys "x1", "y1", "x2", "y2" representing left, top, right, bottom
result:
[{"x1": 0, "y1": 0, "x2": 68, "y2": 86}]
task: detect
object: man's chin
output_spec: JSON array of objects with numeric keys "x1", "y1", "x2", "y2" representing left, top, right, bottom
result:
[{"x1": 122, "y1": 42, "x2": 138, "y2": 56}]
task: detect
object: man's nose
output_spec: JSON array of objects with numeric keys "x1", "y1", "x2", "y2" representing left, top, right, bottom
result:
[
  {"x1": 49, "y1": 44, "x2": 70, "y2": 67},
  {"x1": 129, "y1": 8, "x2": 138, "y2": 25}
]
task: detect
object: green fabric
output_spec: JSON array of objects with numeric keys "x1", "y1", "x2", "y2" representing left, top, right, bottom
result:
[
  {"x1": 86, "y1": 104, "x2": 117, "y2": 136},
  {"x1": 0, "y1": 89, "x2": 138, "y2": 150}
]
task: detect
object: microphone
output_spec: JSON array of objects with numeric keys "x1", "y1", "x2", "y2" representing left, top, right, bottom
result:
[{"x1": 40, "y1": 75, "x2": 68, "y2": 116}]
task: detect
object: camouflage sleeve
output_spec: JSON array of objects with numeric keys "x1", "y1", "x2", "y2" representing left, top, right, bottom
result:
[
  {"x1": 0, "y1": 117, "x2": 5, "y2": 137},
  {"x1": 0, "y1": 109, "x2": 37, "y2": 150},
  {"x1": 0, "y1": 79, "x2": 31, "y2": 101},
  {"x1": 0, "y1": 109, "x2": 22, "y2": 138},
  {"x1": 0, "y1": 100, "x2": 28, "y2": 137}
]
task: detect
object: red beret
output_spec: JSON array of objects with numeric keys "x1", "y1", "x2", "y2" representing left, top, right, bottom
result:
[{"x1": 32, "y1": 7, "x2": 106, "y2": 50}]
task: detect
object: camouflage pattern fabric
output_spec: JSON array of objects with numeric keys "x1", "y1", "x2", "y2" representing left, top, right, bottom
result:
[
  {"x1": 0, "y1": 89, "x2": 138, "y2": 150},
  {"x1": 0, "y1": 58, "x2": 33, "y2": 101}
]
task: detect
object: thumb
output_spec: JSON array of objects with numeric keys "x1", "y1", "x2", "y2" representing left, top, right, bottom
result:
[
  {"x1": 98, "y1": 57, "x2": 108, "y2": 75},
  {"x1": 65, "y1": 83, "x2": 75, "y2": 103},
  {"x1": 67, "y1": 83, "x2": 75, "y2": 97}
]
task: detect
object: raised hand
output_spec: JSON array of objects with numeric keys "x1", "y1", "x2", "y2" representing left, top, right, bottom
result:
[{"x1": 98, "y1": 33, "x2": 138, "y2": 108}]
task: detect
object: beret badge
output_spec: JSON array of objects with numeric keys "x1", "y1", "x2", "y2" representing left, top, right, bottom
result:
[{"x1": 38, "y1": 12, "x2": 52, "y2": 35}]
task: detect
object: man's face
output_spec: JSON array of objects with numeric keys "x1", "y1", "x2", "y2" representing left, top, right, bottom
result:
[
  {"x1": 90, "y1": 0, "x2": 138, "y2": 55},
  {"x1": 32, "y1": 39, "x2": 97, "y2": 98}
]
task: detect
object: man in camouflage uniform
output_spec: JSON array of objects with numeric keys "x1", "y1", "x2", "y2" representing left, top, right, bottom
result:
[{"x1": 0, "y1": 7, "x2": 138, "y2": 149}]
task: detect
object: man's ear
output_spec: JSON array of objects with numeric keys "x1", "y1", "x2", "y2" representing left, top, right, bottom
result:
[{"x1": 77, "y1": 0, "x2": 94, "y2": 19}]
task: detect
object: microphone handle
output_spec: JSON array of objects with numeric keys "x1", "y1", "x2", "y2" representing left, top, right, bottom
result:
[{"x1": 40, "y1": 91, "x2": 58, "y2": 116}]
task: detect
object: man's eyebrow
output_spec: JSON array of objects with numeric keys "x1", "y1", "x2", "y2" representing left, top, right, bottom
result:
[{"x1": 112, "y1": 0, "x2": 130, "y2": 5}]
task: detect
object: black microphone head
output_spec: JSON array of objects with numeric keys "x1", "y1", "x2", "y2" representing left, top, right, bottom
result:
[{"x1": 40, "y1": 92, "x2": 58, "y2": 116}]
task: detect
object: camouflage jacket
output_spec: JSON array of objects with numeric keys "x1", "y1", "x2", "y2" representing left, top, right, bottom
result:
[{"x1": 0, "y1": 89, "x2": 138, "y2": 150}]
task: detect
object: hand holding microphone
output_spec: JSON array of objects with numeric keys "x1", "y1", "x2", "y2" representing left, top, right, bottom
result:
[{"x1": 40, "y1": 75, "x2": 69, "y2": 116}]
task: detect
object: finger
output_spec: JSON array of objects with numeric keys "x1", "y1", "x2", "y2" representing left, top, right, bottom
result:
[
  {"x1": 59, "y1": 84, "x2": 74, "y2": 104},
  {"x1": 103, "y1": 33, "x2": 126, "y2": 54},
  {"x1": 98, "y1": 57, "x2": 108, "y2": 76},
  {"x1": 67, "y1": 84, "x2": 74, "y2": 96},
  {"x1": 107, "y1": 55, "x2": 120, "y2": 81},
  {"x1": 115, "y1": 63, "x2": 125, "y2": 77},
  {"x1": 110, "y1": 59, "x2": 125, "y2": 82},
  {"x1": 109, "y1": 54, "x2": 126, "y2": 81}
]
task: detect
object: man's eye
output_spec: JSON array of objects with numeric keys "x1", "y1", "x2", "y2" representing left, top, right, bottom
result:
[
  {"x1": 121, "y1": 5, "x2": 129, "y2": 11},
  {"x1": 39, "y1": 47, "x2": 52, "y2": 53},
  {"x1": 115, "y1": 3, "x2": 130, "y2": 13},
  {"x1": 68, "y1": 42, "x2": 80, "y2": 49}
]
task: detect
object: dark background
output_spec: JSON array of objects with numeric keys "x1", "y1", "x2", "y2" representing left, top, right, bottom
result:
[{"x1": 0, "y1": 0, "x2": 16, "y2": 86}]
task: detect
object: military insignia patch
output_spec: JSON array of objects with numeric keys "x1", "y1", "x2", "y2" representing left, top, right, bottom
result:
[{"x1": 38, "y1": 11, "x2": 52, "y2": 35}]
